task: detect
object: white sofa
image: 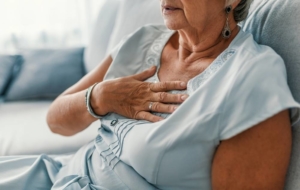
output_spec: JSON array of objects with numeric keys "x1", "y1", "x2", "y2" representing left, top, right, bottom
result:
[{"x1": 1, "y1": 0, "x2": 300, "y2": 189}]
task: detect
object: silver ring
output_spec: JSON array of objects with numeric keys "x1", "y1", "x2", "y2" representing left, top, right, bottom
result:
[{"x1": 148, "y1": 102, "x2": 153, "y2": 111}]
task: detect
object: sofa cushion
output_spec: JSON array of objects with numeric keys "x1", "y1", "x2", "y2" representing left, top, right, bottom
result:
[
  {"x1": 0, "y1": 101, "x2": 99, "y2": 156},
  {"x1": 84, "y1": 0, "x2": 121, "y2": 73},
  {"x1": 106, "y1": 0, "x2": 164, "y2": 56},
  {"x1": 0, "y1": 55, "x2": 20, "y2": 96},
  {"x1": 242, "y1": 0, "x2": 300, "y2": 189},
  {"x1": 5, "y1": 48, "x2": 84, "y2": 101}
]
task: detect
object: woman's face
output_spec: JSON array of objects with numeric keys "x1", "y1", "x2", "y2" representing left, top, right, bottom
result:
[{"x1": 160, "y1": 0, "x2": 227, "y2": 31}]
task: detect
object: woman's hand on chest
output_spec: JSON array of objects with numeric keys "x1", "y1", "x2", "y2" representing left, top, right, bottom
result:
[{"x1": 92, "y1": 66, "x2": 189, "y2": 122}]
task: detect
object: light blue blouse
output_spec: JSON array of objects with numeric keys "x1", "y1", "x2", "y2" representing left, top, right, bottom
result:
[
  {"x1": 0, "y1": 25, "x2": 299, "y2": 190},
  {"x1": 102, "y1": 25, "x2": 300, "y2": 189}
]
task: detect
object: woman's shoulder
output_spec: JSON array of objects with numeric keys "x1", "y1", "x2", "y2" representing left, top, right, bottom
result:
[
  {"x1": 230, "y1": 30, "x2": 287, "y2": 78},
  {"x1": 217, "y1": 30, "x2": 300, "y2": 140},
  {"x1": 234, "y1": 30, "x2": 284, "y2": 61}
]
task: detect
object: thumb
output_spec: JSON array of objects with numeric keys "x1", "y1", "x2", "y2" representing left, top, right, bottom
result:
[{"x1": 131, "y1": 66, "x2": 156, "y2": 81}]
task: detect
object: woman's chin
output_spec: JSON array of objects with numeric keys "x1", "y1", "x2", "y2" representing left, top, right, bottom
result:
[{"x1": 164, "y1": 21, "x2": 183, "y2": 31}]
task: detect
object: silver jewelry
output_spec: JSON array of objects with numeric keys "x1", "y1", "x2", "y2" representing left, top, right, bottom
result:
[
  {"x1": 148, "y1": 102, "x2": 153, "y2": 111},
  {"x1": 222, "y1": 5, "x2": 232, "y2": 39},
  {"x1": 85, "y1": 82, "x2": 106, "y2": 119}
]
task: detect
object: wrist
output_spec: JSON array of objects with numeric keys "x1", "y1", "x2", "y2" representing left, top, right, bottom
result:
[
  {"x1": 85, "y1": 83, "x2": 108, "y2": 119},
  {"x1": 91, "y1": 83, "x2": 108, "y2": 115}
]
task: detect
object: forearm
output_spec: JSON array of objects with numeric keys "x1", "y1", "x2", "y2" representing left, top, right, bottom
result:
[
  {"x1": 47, "y1": 90, "x2": 97, "y2": 136},
  {"x1": 46, "y1": 56, "x2": 113, "y2": 136}
]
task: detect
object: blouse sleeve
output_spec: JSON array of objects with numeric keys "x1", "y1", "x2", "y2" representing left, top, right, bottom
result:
[{"x1": 219, "y1": 52, "x2": 300, "y2": 140}]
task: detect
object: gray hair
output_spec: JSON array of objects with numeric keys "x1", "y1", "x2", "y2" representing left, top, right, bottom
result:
[{"x1": 226, "y1": 0, "x2": 253, "y2": 22}]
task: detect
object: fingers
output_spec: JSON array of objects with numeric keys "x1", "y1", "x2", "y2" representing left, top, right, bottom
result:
[
  {"x1": 131, "y1": 66, "x2": 156, "y2": 81},
  {"x1": 148, "y1": 102, "x2": 177, "y2": 113},
  {"x1": 135, "y1": 111, "x2": 164, "y2": 122},
  {"x1": 135, "y1": 102, "x2": 179, "y2": 122},
  {"x1": 149, "y1": 81, "x2": 187, "y2": 92},
  {"x1": 152, "y1": 92, "x2": 188, "y2": 103}
]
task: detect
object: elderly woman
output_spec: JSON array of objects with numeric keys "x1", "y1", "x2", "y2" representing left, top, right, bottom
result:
[{"x1": 1, "y1": 0, "x2": 300, "y2": 189}]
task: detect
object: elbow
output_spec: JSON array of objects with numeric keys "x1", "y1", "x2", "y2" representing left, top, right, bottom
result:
[
  {"x1": 48, "y1": 124, "x2": 75, "y2": 136},
  {"x1": 46, "y1": 112, "x2": 74, "y2": 136}
]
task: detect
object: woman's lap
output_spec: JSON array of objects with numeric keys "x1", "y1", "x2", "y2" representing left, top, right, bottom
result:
[
  {"x1": 0, "y1": 141, "x2": 130, "y2": 190},
  {"x1": 0, "y1": 155, "x2": 59, "y2": 190},
  {"x1": 0, "y1": 143, "x2": 89, "y2": 189}
]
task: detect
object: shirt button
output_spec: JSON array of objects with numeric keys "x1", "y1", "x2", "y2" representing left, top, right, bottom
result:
[{"x1": 110, "y1": 119, "x2": 118, "y2": 126}]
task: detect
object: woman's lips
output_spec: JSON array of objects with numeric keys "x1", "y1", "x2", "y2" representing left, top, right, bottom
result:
[{"x1": 162, "y1": 6, "x2": 180, "y2": 15}]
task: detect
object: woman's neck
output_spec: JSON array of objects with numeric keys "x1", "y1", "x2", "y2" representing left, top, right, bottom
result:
[{"x1": 173, "y1": 24, "x2": 240, "y2": 65}]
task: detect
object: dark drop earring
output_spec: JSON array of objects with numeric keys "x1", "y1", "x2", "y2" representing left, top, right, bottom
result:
[{"x1": 222, "y1": 5, "x2": 232, "y2": 39}]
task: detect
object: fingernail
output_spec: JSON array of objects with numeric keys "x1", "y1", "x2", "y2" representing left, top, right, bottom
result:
[
  {"x1": 181, "y1": 95, "x2": 188, "y2": 100},
  {"x1": 173, "y1": 106, "x2": 178, "y2": 111},
  {"x1": 180, "y1": 82, "x2": 186, "y2": 87}
]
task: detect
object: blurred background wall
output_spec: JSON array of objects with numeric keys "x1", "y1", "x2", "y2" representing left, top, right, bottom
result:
[{"x1": 0, "y1": 0, "x2": 104, "y2": 54}]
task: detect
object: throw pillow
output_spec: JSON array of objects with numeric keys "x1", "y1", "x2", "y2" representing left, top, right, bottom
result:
[{"x1": 5, "y1": 48, "x2": 85, "y2": 101}]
